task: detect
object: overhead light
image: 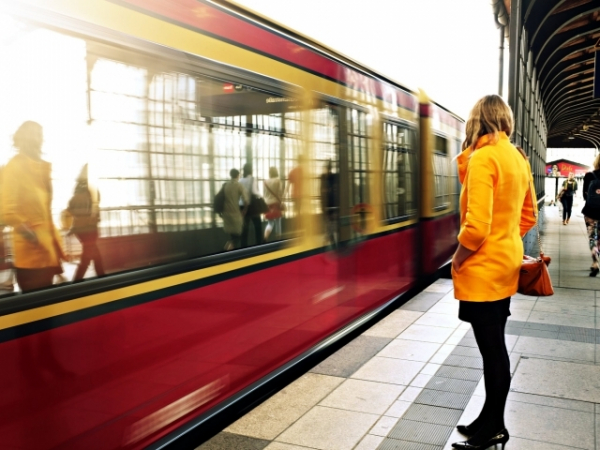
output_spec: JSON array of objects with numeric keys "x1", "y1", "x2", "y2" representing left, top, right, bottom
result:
[{"x1": 568, "y1": 136, "x2": 575, "y2": 140}]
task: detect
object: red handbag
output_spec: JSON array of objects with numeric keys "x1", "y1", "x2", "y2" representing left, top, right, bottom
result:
[
  {"x1": 518, "y1": 250, "x2": 553, "y2": 296},
  {"x1": 518, "y1": 172, "x2": 554, "y2": 296}
]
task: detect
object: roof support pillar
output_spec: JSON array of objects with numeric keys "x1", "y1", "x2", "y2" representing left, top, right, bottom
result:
[{"x1": 508, "y1": 0, "x2": 521, "y2": 130}]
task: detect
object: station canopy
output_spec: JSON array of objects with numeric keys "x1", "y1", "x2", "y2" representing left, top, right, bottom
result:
[{"x1": 501, "y1": 0, "x2": 600, "y2": 149}]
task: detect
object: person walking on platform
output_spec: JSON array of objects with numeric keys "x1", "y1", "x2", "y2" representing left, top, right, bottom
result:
[
  {"x1": 2, "y1": 121, "x2": 66, "y2": 292},
  {"x1": 581, "y1": 156, "x2": 600, "y2": 277},
  {"x1": 558, "y1": 172, "x2": 577, "y2": 225},
  {"x1": 451, "y1": 95, "x2": 537, "y2": 450}
]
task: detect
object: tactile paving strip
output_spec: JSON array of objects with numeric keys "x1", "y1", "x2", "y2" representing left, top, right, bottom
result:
[
  {"x1": 457, "y1": 336, "x2": 478, "y2": 348},
  {"x1": 450, "y1": 345, "x2": 482, "y2": 358},
  {"x1": 435, "y1": 366, "x2": 483, "y2": 381},
  {"x1": 378, "y1": 439, "x2": 442, "y2": 450},
  {"x1": 442, "y1": 355, "x2": 483, "y2": 370},
  {"x1": 402, "y1": 404, "x2": 463, "y2": 426},
  {"x1": 425, "y1": 376, "x2": 478, "y2": 395},
  {"x1": 388, "y1": 419, "x2": 454, "y2": 446},
  {"x1": 414, "y1": 389, "x2": 471, "y2": 410}
]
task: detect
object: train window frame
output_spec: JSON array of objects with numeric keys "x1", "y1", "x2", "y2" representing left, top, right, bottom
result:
[
  {"x1": 381, "y1": 118, "x2": 418, "y2": 224},
  {"x1": 0, "y1": 9, "x2": 307, "y2": 305},
  {"x1": 432, "y1": 133, "x2": 451, "y2": 212},
  {"x1": 310, "y1": 93, "x2": 372, "y2": 243}
]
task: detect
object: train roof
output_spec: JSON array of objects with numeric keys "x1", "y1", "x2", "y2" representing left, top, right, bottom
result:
[{"x1": 215, "y1": 0, "x2": 464, "y2": 123}]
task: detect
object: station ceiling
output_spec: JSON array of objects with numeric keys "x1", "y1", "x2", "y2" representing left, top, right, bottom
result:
[{"x1": 503, "y1": 0, "x2": 600, "y2": 149}]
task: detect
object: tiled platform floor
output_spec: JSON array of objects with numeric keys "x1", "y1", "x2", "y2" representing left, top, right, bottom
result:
[{"x1": 198, "y1": 208, "x2": 600, "y2": 450}]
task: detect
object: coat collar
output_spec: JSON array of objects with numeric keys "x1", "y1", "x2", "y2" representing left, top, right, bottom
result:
[{"x1": 456, "y1": 132, "x2": 509, "y2": 183}]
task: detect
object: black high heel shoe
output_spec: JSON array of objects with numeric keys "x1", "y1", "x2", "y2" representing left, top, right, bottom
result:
[
  {"x1": 590, "y1": 267, "x2": 599, "y2": 277},
  {"x1": 456, "y1": 424, "x2": 479, "y2": 437},
  {"x1": 452, "y1": 429, "x2": 509, "y2": 449}
]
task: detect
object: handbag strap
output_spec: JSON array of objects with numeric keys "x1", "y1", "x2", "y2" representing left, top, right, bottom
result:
[
  {"x1": 264, "y1": 180, "x2": 282, "y2": 204},
  {"x1": 527, "y1": 169, "x2": 544, "y2": 257}
]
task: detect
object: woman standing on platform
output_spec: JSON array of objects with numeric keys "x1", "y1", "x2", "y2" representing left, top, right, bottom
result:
[
  {"x1": 559, "y1": 172, "x2": 577, "y2": 225},
  {"x1": 451, "y1": 95, "x2": 537, "y2": 450},
  {"x1": 581, "y1": 155, "x2": 600, "y2": 277}
]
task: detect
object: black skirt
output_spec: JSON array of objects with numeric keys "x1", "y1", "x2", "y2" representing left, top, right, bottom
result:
[{"x1": 459, "y1": 298, "x2": 511, "y2": 325}]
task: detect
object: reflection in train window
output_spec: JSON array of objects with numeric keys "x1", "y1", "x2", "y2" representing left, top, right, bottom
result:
[
  {"x1": 311, "y1": 105, "x2": 339, "y2": 215},
  {"x1": 432, "y1": 135, "x2": 451, "y2": 210},
  {"x1": 382, "y1": 122, "x2": 417, "y2": 220},
  {"x1": 347, "y1": 108, "x2": 370, "y2": 208},
  {"x1": 0, "y1": 18, "x2": 304, "y2": 292}
]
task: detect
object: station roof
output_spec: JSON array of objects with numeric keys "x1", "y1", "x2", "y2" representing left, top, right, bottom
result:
[{"x1": 501, "y1": 0, "x2": 600, "y2": 148}]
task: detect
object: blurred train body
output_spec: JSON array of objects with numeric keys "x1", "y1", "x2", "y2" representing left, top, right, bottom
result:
[{"x1": 0, "y1": 1, "x2": 463, "y2": 449}]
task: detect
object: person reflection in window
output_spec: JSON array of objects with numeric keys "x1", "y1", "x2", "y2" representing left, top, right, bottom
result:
[
  {"x1": 2, "y1": 121, "x2": 65, "y2": 292},
  {"x1": 67, "y1": 164, "x2": 105, "y2": 280},
  {"x1": 320, "y1": 159, "x2": 339, "y2": 247},
  {"x1": 223, "y1": 168, "x2": 248, "y2": 250},
  {"x1": 239, "y1": 163, "x2": 263, "y2": 247}
]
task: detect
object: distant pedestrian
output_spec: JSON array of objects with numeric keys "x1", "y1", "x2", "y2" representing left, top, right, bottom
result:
[
  {"x1": 581, "y1": 156, "x2": 600, "y2": 276},
  {"x1": 559, "y1": 172, "x2": 577, "y2": 225},
  {"x1": 222, "y1": 168, "x2": 248, "y2": 251},
  {"x1": 451, "y1": 95, "x2": 536, "y2": 450}
]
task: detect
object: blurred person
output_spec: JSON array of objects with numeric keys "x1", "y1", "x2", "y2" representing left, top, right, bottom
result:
[
  {"x1": 285, "y1": 154, "x2": 304, "y2": 218},
  {"x1": 67, "y1": 164, "x2": 105, "y2": 281},
  {"x1": 239, "y1": 163, "x2": 263, "y2": 247},
  {"x1": 451, "y1": 95, "x2": 536, "y2": 450},
  {"x1": 223, "y1": 168, "x2": 248, "y2": 250},
  {"x1": 263, "y1": 166, "x2": 284, "y2": 242},
  {"x1": 558, "y1": 172, "x2": 577, "y2": 225},
  {"x1": 581, "y1": 155, "x2": 600, "y2": 276},
  {"x1": 2, "y1": 121, "x2": 65, "y2": 292},
  {"x1": 320, "y1": 159, "x2": 339, "y2": 247}
]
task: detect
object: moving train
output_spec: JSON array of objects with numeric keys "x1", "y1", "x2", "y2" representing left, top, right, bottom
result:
[{"x1": 0, "y1": 1, "x2": 463, "y2": 448}]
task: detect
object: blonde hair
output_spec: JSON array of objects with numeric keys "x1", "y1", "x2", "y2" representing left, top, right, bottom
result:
[
  {"x1": 593, "y1": 154, "x2": 600, "y2": 171},
  {"x1": 12, "y1": 120, "x2": 42, "y2": 150},
  {"x1": 462, "y1": 95, "x2": 514, "y2": 151}
]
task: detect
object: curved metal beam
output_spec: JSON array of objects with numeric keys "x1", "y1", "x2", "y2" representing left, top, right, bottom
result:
[
  {"x1": 547, "y1": 96, "x2": 599, "y2": 127},
  {"x1": 541, "y1": 51, "x2": 595, "y2": 95},
  {"x1": 550, "y1": 106, "x2": 600, "y2": 129},
  {"x1": 533, "y1": 6, "x2": 600, "y2": 63},
  {"x1": 546, "y1": 82, "x2": 594, "y2": 120},
  {"x1": 526, "y1": 0, "x2": 565, "y2": 48},
  {"x1": 538, "y1": 35, "x2": 595, "y2": 82},
  {"x1": 545, "y1": 71, "x2": 595, "y2": 109}
]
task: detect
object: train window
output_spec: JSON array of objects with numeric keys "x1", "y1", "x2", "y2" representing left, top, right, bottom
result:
[
  {"x1": 432, "y1": 135, "x2": 451, "y2": 210},
  {"x1": 382, "y1": 122, "x2": 417, "y2": 221},
  {"x1": 347, "y1": 108, "x2": 370, "y2": 208},
  {"x1": 311, "y1": 105, "x2": 339, "y2": 216},
  {"x1": 0, "y1": 17, "x2": 303, "y2": 294}
]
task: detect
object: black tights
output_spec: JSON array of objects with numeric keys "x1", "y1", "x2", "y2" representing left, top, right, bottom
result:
[
  {"x1": 468, "y1": 318, "x2": 511, "y2": 444},
  {"x1": 562, "y1": 195, "x2": 573, "y2": 221}
]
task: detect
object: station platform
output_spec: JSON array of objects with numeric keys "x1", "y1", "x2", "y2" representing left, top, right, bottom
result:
[{"x1": 198, "y1": 207, "x2": 600, "y2": 450}]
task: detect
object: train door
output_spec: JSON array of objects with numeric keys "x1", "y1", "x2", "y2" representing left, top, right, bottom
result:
[
  {"x1": 309, "y1": 98, "x2": 372, "y2": 317},
  {"x1": 310, "y1": 100, "x2": 370, "y2": 250}
]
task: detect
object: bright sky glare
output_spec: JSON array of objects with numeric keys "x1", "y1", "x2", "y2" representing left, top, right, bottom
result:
[{"x1": 233, "y1": 0, "x2": 504, "y2": 120}]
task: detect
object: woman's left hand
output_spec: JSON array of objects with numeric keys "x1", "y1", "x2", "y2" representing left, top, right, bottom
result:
[{"x1": 452, "y1": 244, "x2": 475, "y2": 272}]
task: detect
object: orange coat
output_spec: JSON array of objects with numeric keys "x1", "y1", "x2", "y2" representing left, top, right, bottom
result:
[
  {"x1": 452, "y1": 132, "x2": 537, "y2": 301},
  {"x1": 2, "y1": 154, "x2": 64, "y2": 269}
]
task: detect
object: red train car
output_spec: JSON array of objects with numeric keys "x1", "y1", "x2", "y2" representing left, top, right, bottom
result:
[{"x1": 0, "y1": 1, "x2": 463, "y2": 448}]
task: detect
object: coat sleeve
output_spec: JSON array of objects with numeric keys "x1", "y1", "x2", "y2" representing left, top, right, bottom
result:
[
  {"x1": 2, "y1": 163, "x2": 29, "y2": 227},
  {"x1": 457, "y1": 151, "x2": 495, "y2": 251},
  {"x1": 519, "y1": 176, "x2": 537, "y2": 237}
]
